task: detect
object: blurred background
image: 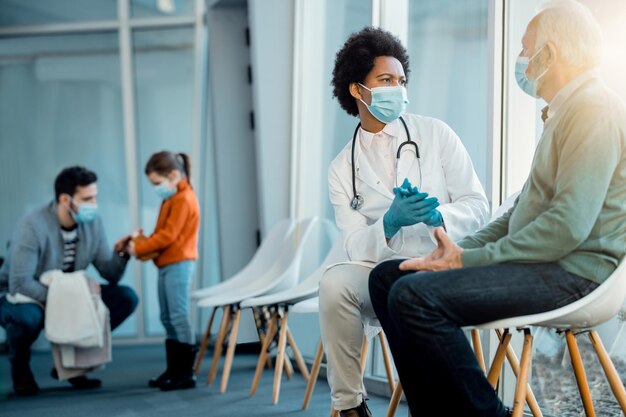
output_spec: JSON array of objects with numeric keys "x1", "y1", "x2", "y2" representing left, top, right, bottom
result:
[{"x1": 0, "y1": 1, "x2": 625, "y2": 414}]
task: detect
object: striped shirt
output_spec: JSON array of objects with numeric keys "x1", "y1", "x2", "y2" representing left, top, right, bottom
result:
[{"x1": 60, "y1": 225, "x2": 78, "y2": 272}]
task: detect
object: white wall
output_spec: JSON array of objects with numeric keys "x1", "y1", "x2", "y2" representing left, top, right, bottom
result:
[
  {"x1": 208, "y1": 6, "x2": 259, "y2": 281},
  {"x1": 248, "y1": 0, "x2": 295, "y2": 236}
]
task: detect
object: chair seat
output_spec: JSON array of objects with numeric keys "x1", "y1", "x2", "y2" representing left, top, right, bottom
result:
[
  {"x1": 476, "y1": 258, "x2": 626, "y2": 331},
  {"x1": 241, "y1": 238, "x2": 346, "y2": 309},
  {"x1": 190, "y1": 219, "x2": 295, "y2": 300},
  {"x1": 291, "y1": 297, "x2": 320, "y2": 314}
]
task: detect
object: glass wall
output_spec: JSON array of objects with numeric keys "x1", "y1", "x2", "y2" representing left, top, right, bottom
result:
[
  {"x1": 132, "y1": 0, "x2": 194, "y2": 18},
  {"x1": 133, "y1": 27, "x2": 196, "y2": 336},
  {"x1": 406, "y1": 0, "x2": 490, "y2": 194},
  {"x1": 0, "y1": 0, "x2": 117, "y2": 27},
  {"x1": 320, "y1": 0, "x2": 374, "y2": 220},
  {"x1": 0, "y1": 0, "x2": 216, "y2": 342}
]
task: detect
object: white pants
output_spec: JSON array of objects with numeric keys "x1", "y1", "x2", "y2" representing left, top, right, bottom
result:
[{"x1": 319, "y1": 262, "x2": 380, "y2": 411}]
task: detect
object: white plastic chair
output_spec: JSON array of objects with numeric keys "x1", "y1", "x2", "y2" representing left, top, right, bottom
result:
[
  {"x1": 195, "y1": 217, "x2": 326, "y2": 394},
  {"x1": 473, "y1": 257, "x2": 626, "y2": 417},
  {"x1": 192, "y1": 218, "x2": 295, "y2": 377},
  {"x1": 243, "y1": 233, "x2": 345, "y2": 404},
  {"x1": 191, "y1": 218, "x2": 295, "y2": 301}
]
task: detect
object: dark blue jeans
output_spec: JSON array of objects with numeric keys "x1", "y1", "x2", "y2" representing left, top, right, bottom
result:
[
  {"x1": 368, "y1": 260, "x2": 599, "y2": 417},
  {"x1": 0, "y1": 284, "x2": 138, "y2": 364}
]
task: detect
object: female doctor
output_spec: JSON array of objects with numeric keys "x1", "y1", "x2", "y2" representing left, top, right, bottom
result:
[{"x1": 319, "y1": 27, "x2": 490, "y2": 417}]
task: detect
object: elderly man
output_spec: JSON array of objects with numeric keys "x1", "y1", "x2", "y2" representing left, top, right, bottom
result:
[{"x1": 368, "y1": 1, "x2": 626, "y2": 416}]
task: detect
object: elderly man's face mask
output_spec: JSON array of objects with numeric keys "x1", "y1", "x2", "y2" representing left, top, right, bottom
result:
[{"x1": 515, "y1": 45, "x2": 550, "y2": 98}]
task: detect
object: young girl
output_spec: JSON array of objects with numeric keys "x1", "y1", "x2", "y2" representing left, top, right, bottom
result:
[{"x1": 129, "y1": 151, "x2": 200, "y2": 391}]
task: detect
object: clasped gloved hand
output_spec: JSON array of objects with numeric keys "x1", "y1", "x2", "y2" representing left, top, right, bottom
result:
[
  {"x1": 423, "y1": 209, "x2": 443, "y2": 227},
  {"x1": 383, "y1": 178, "x2": 440, "y2": 238}
]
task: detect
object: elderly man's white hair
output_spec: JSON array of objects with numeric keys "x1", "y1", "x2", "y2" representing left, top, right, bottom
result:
[{"x1": 535, "y1": 0, "x2": 603, "y2": 69}]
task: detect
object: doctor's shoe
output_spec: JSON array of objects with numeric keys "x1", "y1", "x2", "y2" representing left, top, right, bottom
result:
[{"x1": 340, "y1": 401, "x2": 373, "y2": 417}]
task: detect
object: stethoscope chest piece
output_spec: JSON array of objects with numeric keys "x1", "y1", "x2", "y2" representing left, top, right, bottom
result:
[{"x1": 350, "y1": 194, "x2": 364, "y2": 210}]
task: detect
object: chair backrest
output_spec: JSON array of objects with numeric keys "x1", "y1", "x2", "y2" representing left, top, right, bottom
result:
[
  {"x1": 240, "y1": 218, "x2": 297, "y2": 278},
  {"x1": 239, "y1": 221, "x2": 344, "y2": 308},
  {"x1": 191, "y1": 218, "x2": 295, "y2": 299},
  {"x1": 196, "y1": 218, "x2": 320, "y2": 307},
  {"x1": 222, "y1": 217, "x2": 319, "y2": 297},
  {"x1": 286, "y1": 233, "x2": 347, "y2": 294},
  {"x1": 490, "y1": 191, "x2": 520, "y2": 221},
  {"x1": 259, "y1": 217, "x2": 323, "y2": 294}
]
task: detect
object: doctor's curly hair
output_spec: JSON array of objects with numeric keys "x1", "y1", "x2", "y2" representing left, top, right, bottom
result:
[{"x1": 332, "y1": 27, "x2": 410, "y2": 117}]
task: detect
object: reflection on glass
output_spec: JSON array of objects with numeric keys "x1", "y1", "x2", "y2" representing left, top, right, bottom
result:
[
  {"x1": 407, "y1": 0, "x2": 489, "y2": 192},
  {"x1": 530, "y1": 326, "x2": 623, "y2": 416},
  {"x1": 0, "y1": 0, "x2": 117, "y2": 27},
  {"x1": 0, "y1": 32, "x2": 137, "y2": 337},
  {"x1": 132, "y1": 27, "x2": 195, "y2": 336},
  {"x1": 132, "y1": 0, "x2": 194, "y2": 18}
]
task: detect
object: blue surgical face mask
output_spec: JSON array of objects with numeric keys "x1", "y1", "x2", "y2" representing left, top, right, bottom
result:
[
  {"x1": 154, "y1": 182, "x2": 176, "y2": 200},
  {"x1": 515, "y1": 45, "x2": 549, "y2": 98},
  {"x1": 69, "y1": 199, "x2": 98, "y2": 224},
  {"x1": 358, "y1": 84, "x2": 409, "y2": 124}
]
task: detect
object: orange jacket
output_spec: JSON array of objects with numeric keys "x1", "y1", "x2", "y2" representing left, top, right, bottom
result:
[{"x1": 134, "y1": 179, "x2": 200, "y2": 268}]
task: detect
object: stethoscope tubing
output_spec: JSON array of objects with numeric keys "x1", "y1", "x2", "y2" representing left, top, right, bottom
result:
[{"x1": 350, "y1": 116, "x2": 420, "y2": 210}]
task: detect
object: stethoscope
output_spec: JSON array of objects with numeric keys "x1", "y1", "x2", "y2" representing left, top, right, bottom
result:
[{"x1": 350, "y1": 116, "x2": 421, "y2": 210}]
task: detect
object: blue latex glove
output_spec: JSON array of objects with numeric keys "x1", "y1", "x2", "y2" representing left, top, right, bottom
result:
[
  {"x1": 423, "y1": 209, "x2": 443, "y2": 227},
  {"x1": 395, "y1": 178, "x2": 419, "y2": 198},
  {"x1": 383, "y1": 180, "x2": 440, "y2": 238}
]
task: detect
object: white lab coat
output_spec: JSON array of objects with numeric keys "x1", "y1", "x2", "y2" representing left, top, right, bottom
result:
[{"x1": 328, "y1": 113, "x2": 489, "y2": 263}]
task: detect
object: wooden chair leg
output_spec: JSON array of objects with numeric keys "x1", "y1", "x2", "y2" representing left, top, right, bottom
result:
[
  {"x1": 194, "y1": 306, "x2": 217, "y2": 375},
  {"x1": 360, "y1": 335, "x2": 369, "y2": 374},
  {"x1": 471, "y1": 329, "x2": 487, "y2": 373},
  {"x1": 386, "y1": 380, "x2": 403, "y2": 417},
  {"x1": 220, "y1": 307, "x2": 242, "y2": 393},
  {"x1": 511, "y1": 329, "x2": 532, "y2": 417},
  {"x1": 495, "y1": 329, "x2": 543, "y2": 417},
  {"x1": 302, "y1": 339, "x2": 324, "y2": 410},
  {"x1": 565, "y1": 330, "x2": 596, "y2": 417},
  {"x1": 250, "y1": 311, "x2": 278, "y2": 396},
  {"x1": 207, "y1": 305, "x2": 231, "y2": 385},
  {"x1": 589, "y1": 330, "x2": 626, "y2": 412},
  {"x1": 286, "y1": 326, "x2": 310, "y2": 382},
  {"x1": 379, "y1": 331, "x2": 396, "y2": 395},
  {"x1": 487, "y1": 329, "x2": 512, "y2": 387},
  {"x1": 272, "y1": 310, "x2": 289, "y2": 404},
  {"x1": 262, "y1": 307, "x2": 274, "y2": 369},
  {"x1": 284, "y1": 354, "x2": 295, "y2": 380}
]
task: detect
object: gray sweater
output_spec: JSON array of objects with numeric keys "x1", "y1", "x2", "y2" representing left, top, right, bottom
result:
[
  {"x1": 0, "y1": 202, "x2": 129, "y2": 303},
  {"x1": 459, "y1": 75, "x2": 626, "y2": 284}
]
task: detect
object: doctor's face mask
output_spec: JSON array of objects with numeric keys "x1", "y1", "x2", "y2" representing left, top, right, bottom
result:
[{"x1": 358, "y1": 84, "x2": 409, "y2": 124}]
